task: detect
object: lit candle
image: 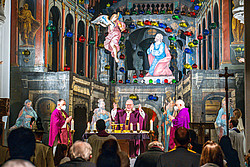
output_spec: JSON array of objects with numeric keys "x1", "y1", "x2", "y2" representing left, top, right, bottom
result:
[
  {"x1": 150, "y1": 119, "x2": 153, "y2": 131},
  {"x1": 87, "y1": 122, "x2": 90, "y2": 131},
  {"x1": 94, "y1": 122, "x2": 96, "y2": 130},
  {"x1": 130, "y1": 123, "x2": 133, "y2": 131},
  {"x1": 137, "y1": 123, "x2": 140, "y2": 131},
  {"x1": 71, "y1": 119, "x2": 74, "y2": 131}
]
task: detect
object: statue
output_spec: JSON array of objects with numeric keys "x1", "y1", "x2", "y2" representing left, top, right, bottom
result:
[
  {"x1": 92, "y1": 13, "x2": 126, "y2": 63},
  {"x1": 232, "y1": 0, "x2": 244, "y2": 44},
  {"x1": 18, "y1": 3, "x2": 41, "y2": 47},
  {"x1": 91, "y1": 99, "x2": 111, "y2": 129},
  {"x1": 146, "y1": 33, "x2": 172, "y2": 76}
]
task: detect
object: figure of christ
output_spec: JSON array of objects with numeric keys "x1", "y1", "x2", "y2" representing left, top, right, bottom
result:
[
  {"x1": 91, "y1": 99, "x2": 111, "y2": 129},
  {"x1": 146, "y1": 33, "x2": 172, "y2": 76},
  {"x1": 92, "y1": 13, "x2": 125, "y2": 63},
  {"x1": 49, "y1": 99, "x2": 72, "y2": 147},
  {"x1": 168, "y1": 100, "x2": 190, "y2": 150},
  {"x1": 111, "y1": 99, "x2": 148, "y2": 157}
]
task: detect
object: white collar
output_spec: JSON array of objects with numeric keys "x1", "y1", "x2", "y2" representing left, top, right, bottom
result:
[{"x1": 56, "y1": 107, "x2": 61, "y2": 111}]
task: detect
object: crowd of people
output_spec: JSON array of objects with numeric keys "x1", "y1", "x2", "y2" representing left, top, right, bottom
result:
[{"x1": 0, "y1": 98, "x2": 249, "y2": 167}]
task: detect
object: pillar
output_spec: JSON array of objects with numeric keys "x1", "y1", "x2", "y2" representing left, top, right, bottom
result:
[
  {"x1": 85, "y1": 20, "x2": 89, "y2": 77},
  {"x1": 221, "y1": 0, "x2": 231, "y2": 64},
  {"x1": 60, "y1": 3, "x2": 66, "y2": 71},
  {"x1": 211, "y1": 4, "x2": 214, "y2": 70},
  {"x1": 10, "y1": 0, "x2": 18, "y2": 66},
  {"x1": 73, "y1": 12, "x2": 78, "y2": 73},
  {"x1": 94, "y1": 25, "x2": 98, "y2": 79},
  {"x1": 44, "y1": 0, "x2": 49, "y2": 68},
  {"x1": 244, "y1": 0, "x2": 250, "y2": 154}
]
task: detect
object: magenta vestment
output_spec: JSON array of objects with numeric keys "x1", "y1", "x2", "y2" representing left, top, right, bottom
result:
[
  {"x1": 169, "y1": 108, "x2": 190, "y2": 149},
  {"x1": 104, "y1": 21, "x2": 125, "y2": 58},
  {"x1": 114, "y1": 109, "x2": 147, "y2": 130},
  {"x1": 49, "y1": 108, "x2": 72, "y2": 147}
]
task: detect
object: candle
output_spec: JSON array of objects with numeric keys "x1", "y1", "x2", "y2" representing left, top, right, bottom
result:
[
  {"x1": 137, "y1": 123, "x2": 140, "y2": 131},
  {"x1": 130, "y1": 123, "x2": 133, "y2": 131},
  {"x1": 150, "y1": 119, "x2": 153, "y2": 131},
  {"x1": 71, "y1": 119, "x2": 74, "y2": 131},
  {"x1": 94, "y1": 122, "x2": 96, "y2": 130},
  {"x1": 87, "y1": 122, "x2": 90, "y2": 131}
]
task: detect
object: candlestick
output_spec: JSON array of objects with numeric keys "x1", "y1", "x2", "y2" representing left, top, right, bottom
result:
[
  {"x1": 130, "y1": 123, "x2": 133, "y2": 131},
  {"x1": 150, "y1": 119, "x2": 153, "y2": 131},
  {"x1": 87, "y1": 122, "x2": 90, "y2": 131},
  {"x1": 94, "y1": 122, "x2": 96, "y2": 130},
  {"x1": 71, "y1": 119, "x2": 74, "y2": 131},
  {"x1": 137, "y1": 123, "x2": 140, "y2": 131}
]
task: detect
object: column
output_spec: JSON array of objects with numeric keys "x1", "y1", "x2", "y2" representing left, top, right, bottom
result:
[
  {"x1": 221, "y1": 0, "x2": 231, "y2": 64},
  {"x1": 73, "y1": 12, "x2": 78, "y2": 73},
  {"x1": 44, "y1": 0, "x2": 49, "y2": 67},
  {"x1": 85, "y1": 20, "x2": 89, "y2": 77},
  {"x1": 244, "y1": 0, "x2": 250, "y2": 154},
  {"x1": 60, "y1": 3, "x2": 66, "y2": 71},
  {"x1": 211, "y1": 4, "x2": 214, "y2": 69},
  {"x1": 10, "y1": 0, "x2": 18, "y2": 66},
  {"x1": 94, "y1": 25, "x2": 98, "y2": 79},
  {"x1": 35, "y1": 0, "x2": 44, "y2": 66}
]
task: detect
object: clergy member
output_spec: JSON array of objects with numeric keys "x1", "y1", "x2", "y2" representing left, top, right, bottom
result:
[
  {"x1": 49, "y1": 99, "x2": 72, "y2": 147},
  {"x1": 111, "y1": 99, "x2": 147, "y2": 131},
  {"x1": 168, "y1": 99, "x2": 190, "y2": 150}
]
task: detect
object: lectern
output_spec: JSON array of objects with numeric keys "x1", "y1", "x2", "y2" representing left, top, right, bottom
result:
[{"x1": 189, "y1": 123, "x2": 215, "y2": 144}]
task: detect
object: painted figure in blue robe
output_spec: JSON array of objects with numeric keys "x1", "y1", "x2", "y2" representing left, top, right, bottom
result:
[
  {"x1": 146, "y1": 33, "x2": 172, "y2": 76},
  {"x1": 215, "y1": 98, "x2": 234, "y2": 139},
  {"x1": 11, "y1": 99, "x2": 38, "y2": 130},
  {"x1": 162, "y1": 99, "x2": 176, "y2": 151},
  {"x1": 91, "y1": 99, "x2": 111, "y2": 129}
]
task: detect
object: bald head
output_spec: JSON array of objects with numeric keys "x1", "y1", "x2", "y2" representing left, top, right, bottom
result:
[
  {"x1": 125, "y1": 99, "x2": 134, "y2": 111},
  {"x1": 174, "y1": 127, "x2": 190, "y2": 146},
  {"x1": 148, "y1": 141, "x2": 164, "y2": 150},
  {"x1": 71, "y1": 141, "x2": 92, "y2": 160}
]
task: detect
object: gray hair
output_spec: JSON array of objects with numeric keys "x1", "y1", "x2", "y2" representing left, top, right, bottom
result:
[
  {"x1": 176, "y1": 100, "x2": 185, "y2": 107},
  {"x1": 148, "y1": 141, "x2": 164, "y2": 150},
  {"x1": 71, "y1": 141, "x2": 92, "y2": 160},
  {"x1": 3, "y1": 159, "x2": 35, "y2": 167}
]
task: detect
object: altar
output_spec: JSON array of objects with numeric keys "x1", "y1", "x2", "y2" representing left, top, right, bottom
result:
[{"x1": 83, "y1": 131, "x2": 151, "y2": 157}]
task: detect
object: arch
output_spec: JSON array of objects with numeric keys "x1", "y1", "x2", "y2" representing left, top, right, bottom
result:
[
  {"x1": 202, "y1": 18, "x2": 207, "y2": 70},
  {"x1": 65, "y1": 13, "x2": 74, "y2": 71},
  {"x1": 214, "y1": 3, "x2": 219, "y2": 69},
  {"x1": 48, "y1": 6, "x2": 61, "y2": 72},
  {"x1": 208, "y1": 11, "x2": 212, "y2": 70},
  {"x1": 88, "y1": 26, "x2": 95, "y2": 78},
  {"x1": 198, "y1": 24, "x2": 202, "y2": 69},
  {"x1": 77, "y1": 20, "x2": 85, "y2": 75}
]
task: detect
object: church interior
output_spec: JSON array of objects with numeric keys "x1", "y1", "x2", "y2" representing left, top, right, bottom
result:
[{"x1": 0, "y1": 0, "x2": 249, "y2": 164}]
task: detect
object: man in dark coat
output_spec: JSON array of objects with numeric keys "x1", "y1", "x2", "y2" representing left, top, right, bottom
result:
[
  {"x1": 134, "y1": 141, "x2": 164, "y2": 167},
  {"x1": 157, "y1": 127, "x2": 200, "y2": 167},
  {"x1": 59, "y1": 141, "x2": 95, "y2": 167}
]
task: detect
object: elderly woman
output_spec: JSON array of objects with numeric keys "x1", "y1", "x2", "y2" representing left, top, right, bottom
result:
[{"x1": 11, "y1": 99, "x2": 38, "y2": 129}]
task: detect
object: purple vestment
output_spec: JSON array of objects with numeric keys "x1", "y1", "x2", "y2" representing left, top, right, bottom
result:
[
  {"x1": 49, "y1": 108, "x2": 72, "y2": 147},
  {"x1": 169, "y1": 108, "x2": 190, "y2": 149},
  {"x1": 115, "y1": 109, "x2": 147, "y2": 130}
]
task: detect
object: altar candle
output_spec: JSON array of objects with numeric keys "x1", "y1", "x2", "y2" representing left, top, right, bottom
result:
[
  {"x1": 137, "y1": 123, "x2": 140, "y2": 131},
  {"x1": 150, "y1": 119, "x2": 153, "y2": 131},
  {"x1": 130, "y1": 123, "x2": 133, "y2": 131},
  {"x1": 87, "y1": 122, "x2": 90, "y2": 130},
  {"x1": 71, "y1": 119, "x2": 74, "y2": 131},
  {"x1": 94, "y1": 122, "x2": 96, "y2": 130}
]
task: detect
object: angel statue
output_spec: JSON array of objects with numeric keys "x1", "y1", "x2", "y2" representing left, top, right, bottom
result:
[
  {"x1": 92, "y1": 13, "x2": 126, "y2": 63},
  {"x1": 18, "y1": 3, "x2": 41, "y2": 47}
]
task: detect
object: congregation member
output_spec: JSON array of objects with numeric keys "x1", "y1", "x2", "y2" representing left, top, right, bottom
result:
[
  {"x1": 157, "y1": 127, "x2": 200, "y2": 167},
  {"x1": 2, "y1": 159, "x2": 35, "y2": 167},
  {"x1": 200, "y1": 141, "x2": 224, "y2": 167},
  {"x1": 54, "y1": 144, "x2": 69, "y2": 166},
  {"x1": 168, "y1": 99, "x2": 190, "y2": 149},
  {"x1": 219, "y1": 136, "x2": 240, "y2": 167},
  {"x1": 91, "y1": 99, "x2": 111, "y2": 129},
  {"x1": 134, "y1": 141, "x2": 164, "y2": 167},
  {"x1": 49, "y1": 99, "x2": 72, "y2": 148},
  {"x1": 229, "y1": 117, "x2": 245, "y2": 167},
  {"x1": 6, "y1": 127, "x2": 35, "y2": 162},
  {"x1": 31, "y1": 120, "x2": 54, "y2": 167},
  {"x1": 88, "y1": 119, "x2": 117, "y2": 163},
  {"x1": 189, "y1": 129, "x2": 202, "y2": 154},
  {"x1": 0, "y1": 126, "x2": 9, "y2": 165},
  {"x1": 58, "y1": 141, "x2": 95, "y2": 167}
]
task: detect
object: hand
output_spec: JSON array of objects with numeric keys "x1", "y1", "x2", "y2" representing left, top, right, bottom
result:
[
  {"x1": 139, "y1": 104, "x2": 142, "y2": 112},
  {"x1": 168, "y1": 115, "x2": 174, "y2": 121},
  {"x1": 66, "y1": 116, "x2": 72, "y2": 123},
  {"x1": 25, "y1": 115, "x2": 33, "y2": 118},
  {"x1": 113, "y1": 103, "x2": 117, "y2": 110}
]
